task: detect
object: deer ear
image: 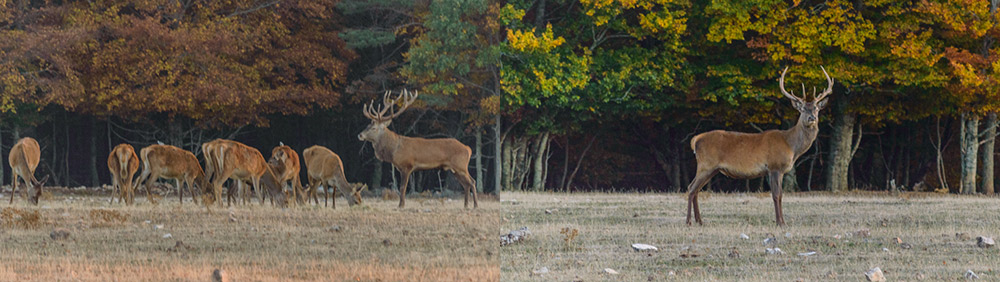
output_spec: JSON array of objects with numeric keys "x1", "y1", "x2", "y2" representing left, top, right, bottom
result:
[
  {"x1": 791, "y1": 99, "x2": 804, "y2": 110},
  {"x1": 817, "y1": 98, "x2": 829, "y2": 110}
]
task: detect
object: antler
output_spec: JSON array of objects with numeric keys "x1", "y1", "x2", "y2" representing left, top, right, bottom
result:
[
  {"x1": 778, "y1": 66, "x2": 805, "y2": 103},
  {"x1": 362, "y1": 89, "x2": 419, "y2": 121},
  {"x1": 815, "y1": 66, "x2": 834, "y2": 101}
]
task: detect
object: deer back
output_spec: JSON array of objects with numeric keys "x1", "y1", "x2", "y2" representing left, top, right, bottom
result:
[
  {"x1": 303, "y1": 145, "x2": 347, "y2": 182},
  {"x1": 141, "y1": 145, "x2": 204, "y2": 179},
  {"x1": 9, "y1": 137, "x2": 41, "y2": 174},
  {"x1": 395, "y1": 136, "x2": 472, "y2": 170},
  {"x1": 691, "y1": 130, "x2": 797, "y2": 177}
]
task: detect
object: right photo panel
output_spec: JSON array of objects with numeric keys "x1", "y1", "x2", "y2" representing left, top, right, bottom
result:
[{"x1": 499, "y1": 0, "x2": 1000, "y2": 281}]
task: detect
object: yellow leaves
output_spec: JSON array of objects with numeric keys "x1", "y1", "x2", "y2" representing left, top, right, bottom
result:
[{"x1": 506, "y1": 24, "x2": 565, "y2": 53}]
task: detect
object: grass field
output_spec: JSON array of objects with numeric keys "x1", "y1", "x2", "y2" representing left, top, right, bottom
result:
[
  {"x1": 0, "y1": 186, "x2": 499, "y2": 281},
  {"x1": 501, "y1": 191, "x2": 1000, "y2": 281}
]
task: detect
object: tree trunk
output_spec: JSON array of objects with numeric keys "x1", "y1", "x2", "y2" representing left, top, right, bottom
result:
[
  {"x1": 493, "y1": 114, "x2": 502, "y2": 194},
  {"x1": 501, "y1": 137, "x2": 513, "y2": 191},
  {"x1": 560, "y1": 136, "x2": 570, "y2": 192},
  {"x1": 90, "y1": 118, "x2": 100, "y2": 187},
  {"x1": 474, "y1": 127, "x2": 483, "y2": 193},
  {"x1": 981, "y1": 112, "x2": 997, "y2": 195},
  {"x1": 825, "y1": 97, "x2": 856, "y2": 192},
  {"x1": 371, "y1": 161, "x2": 382, "y2": 191},
  {"x1": 782, "y1": 167, "x2": 798, "y2": 193},
  {"x1": 0, "y1": 126, "x2": 4, "y2": 187},
  {"x1": 531, "y1": 132, "x2": 550, "y2": 191},
  {"x1": 960, "y1": 113, "x2": 980, "y2": 194},
  {"x1": 565, "y1": 135, "x2": 597, "y2": 192},
  {"x1": 167, "y1": 120, "x2": 183, "y2": 147}
]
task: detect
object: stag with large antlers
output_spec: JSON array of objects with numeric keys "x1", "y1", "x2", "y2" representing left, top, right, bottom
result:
[
  {"x1": 686, "y1": 66, "x2": 834, "y2": 226},
  {"x1": 9, "y1": 137, "x2": 48, "y2": 205},
  {"x1": 359, "y1": 89, "x2": 478, "y2": 209}
]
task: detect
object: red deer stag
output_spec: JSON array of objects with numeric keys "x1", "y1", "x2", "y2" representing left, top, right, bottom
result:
[
  {"x1": 137, "y1": 144, "x2": 209, "y2": 205},
  {"x1": 302, "y1": 145, "x2": 366, "y2": 208},
  {"x1": 9, "y1": 137, "x2": 48, "y2": 205},
  {"x1": 686, "y1": 66, "x2": 833, "y2": 226},
  {"x1": 358, "y1": 89, "x2": 478, "y2": 208},
  {"x1": 108, "y1": 143, "x2": 140, "y2": 205},
  {"x1": 201, "y1": 139, "x2": 287, "y2": 207},
  {"x1": 269, "y1": 143, "x2": 304, "y2": 204}
]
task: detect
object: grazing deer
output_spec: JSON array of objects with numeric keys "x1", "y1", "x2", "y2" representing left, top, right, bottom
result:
[
  {"x1": 200, "y1": 139, "x2": 278, "y2": 207},
  {"x1": 358, "y1": 89, "x2": 478, "y2": 209},
  {"x1": 137, "y1": 144, "x2": 209, "y2": 205},
  {"x1": 269, "y1": 143, "x2": 304, "y2": 204},
  {"x1": 108, "y1": 143, "x2": 140, "y2": 205},
  {"x1": 8, "y1": 137, "x2": 48, "y2": 205},
  {"x1": 686, "y1": 66, "x2": 833, "y2": 226},
  {"x1": 302, "y1": 145, "x2": 366, "y2": 208}
]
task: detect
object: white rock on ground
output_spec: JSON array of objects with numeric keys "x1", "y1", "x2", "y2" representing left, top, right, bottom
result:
[
  {"x1": 976, "y1": 236, "x2": 994, "y2": 248},
  {"x1": 965, "y1": 270, "x2": 980, "y2": 279},
  {"x1": 531, "y1": 267, "x2": 549, "y2": 275},
  {"x1": 797, "y1": 251, "x2": 817, "y2": 257},
  {"x1": 865, "y1": 267, "x2": 886, "y2": 282},
  {"x1": 162, "y1": 233, "x2": 172, "y2": 239},
  {"x1": 500, "y1": 227, "x2": 530, "y2": 246},
  {"x1": 631, "y1": 243, "x2": 658, "y2": 251},
  {"x1": 740, "y1": 233, "x2": 750, "y2": 240},
  {"x1": 603, "y1": 268, "x2": 619, "y2": 275},
  {"x1": 765, "y1": 248, "x2": 784, "y2": 255}
]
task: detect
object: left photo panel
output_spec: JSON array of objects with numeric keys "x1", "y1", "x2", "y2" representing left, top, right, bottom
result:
[{"x1": 0, "y1": 0, "x2": 501, "y2": 280}]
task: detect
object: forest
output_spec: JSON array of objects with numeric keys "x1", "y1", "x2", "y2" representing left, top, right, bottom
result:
[
  {"x1": 2, "y1": 0, "x2": 998, "y2": 196},
  {"x1": 501, "y1": 0, "x2": 1000, "y2": 194},
  {"x1": 0, "y1": 0, "x2": 502, "y2": 196}
]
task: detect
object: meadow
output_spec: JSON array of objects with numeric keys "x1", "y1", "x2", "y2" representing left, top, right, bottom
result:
[
  {"x1": 501, "y1": 191, "x2": 1000, "y2": 281},
  {"x1": 0, "y1": 187, "x2": 499, "y2": 281}
]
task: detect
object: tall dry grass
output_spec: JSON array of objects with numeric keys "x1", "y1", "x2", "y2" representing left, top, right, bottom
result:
[
  {"x1": 501, "y1": 191, "x2": 1000, "y2": 281},
  {"x1": 0, "y1": 187, "x2": 499, "y2": 281}
]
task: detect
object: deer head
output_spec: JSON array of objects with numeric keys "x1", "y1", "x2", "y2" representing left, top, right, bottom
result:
[
  {"x1": 28, "y1": 175, "x2": 49, "y2": 205},
  {"x1": 779, "y1": 66, "x2": 834, "y2": 128},
  {"x1": 346, "y1": 183, "x2": 367, "y2": 207},
  {"x1": 358, "y1": 89, "x2": 419, "y2": 142}
]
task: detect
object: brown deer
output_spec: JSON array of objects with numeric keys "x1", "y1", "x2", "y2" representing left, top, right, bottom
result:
[
  {"x1": 358, "y1": 89, "x2": 478, "y2": 209},
  {"x1": 8, "y1": 137, "x2": 48, "y2": 205},
  {"x1": 269, "y1": 143, "x2": 304, "y2": 204},
  {"x1": 108, "y1": 143, "x2": 140, "y2": 205},
  {"x1": 137, "y1": 144, "x2": 209, "y2": 205},
  {"x1": 686, "y1": 66, "x2": 833, "y2": 226},
  {"x1": 302, "y1": 145, "x2": 366, "y2": 208},
  {"x1": 200, "y1": 139, "x2": 281, "y2": 207}
]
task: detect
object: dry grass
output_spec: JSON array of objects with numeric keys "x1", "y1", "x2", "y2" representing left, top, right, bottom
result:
[
  {"x1": 501, "y1": 191, "x2": 1000, "y2": 281},
  {"x1": 0, "y1": 187, "x2": 499, "y2": 281}
]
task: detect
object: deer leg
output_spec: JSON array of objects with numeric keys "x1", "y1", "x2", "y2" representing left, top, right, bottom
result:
[
  {"x1": 110, "y1": 176, "x2": 118, "y2": 204},
  {"x1": 685, "y1": 169, "x2": 716, "y2": 225},
  {"x1": 455, "y1": 170, "x2": 477, "y2": 209},
  {"x1": 330, "y1": 180, "x2": 337, "y2": 209},
  {"x1": 398, "y1": 170, "x2": 413, "y2": 208},
  {"x1": 767, "y1": 171, "x2": 786, "y2": 227},
  {"x1": 143, "y1": 172, "x2": 159, "y2": 205},
  {"x1": 10, "y1": 173, "x2": 19, "y2": 204}
]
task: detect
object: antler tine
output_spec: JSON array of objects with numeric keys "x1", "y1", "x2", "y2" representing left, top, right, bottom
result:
[
  {"x1": 778, "y1": 66, "x2": 804, "y2": 103},
  {"x1": 816, "y1": 66, "x2": 834, "y2": 101},
  {"x1": 386, "y1": 89, "x2": 419, "y2": 120},
  {"x1": 362, "y1": 101, "x2": 375, "y2": 120},
  {"x1": 375, "y1": 91, "x2": 394, "y2": 119}
]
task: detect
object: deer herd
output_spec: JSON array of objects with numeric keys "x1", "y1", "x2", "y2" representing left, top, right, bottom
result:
[
  {"x1": 5, "y1": 89, "x2": 478, "y2": 210},
  {"x1": 7, "y1": 67, "x2": 834, "y2": 226}
]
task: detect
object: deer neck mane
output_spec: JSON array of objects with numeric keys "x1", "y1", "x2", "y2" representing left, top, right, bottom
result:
[
  {"x1": 783, "y1": 119, "x2": 818, "y2": 159},
  {"x1": 372, "y1": 129, "x2": 402, "y2": 163}
]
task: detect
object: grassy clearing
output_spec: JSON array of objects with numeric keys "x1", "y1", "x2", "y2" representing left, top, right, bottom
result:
[
  {"x1": 501, "y1": 191, "x2": 1000, "y2": 281},
  {"x1": 0, "y1": 187, "x2": 499, "y2": 281}
]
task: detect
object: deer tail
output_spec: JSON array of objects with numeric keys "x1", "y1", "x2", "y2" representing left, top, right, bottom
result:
[{"x1": 690, "y1": 134, "x2": 704, "y2": 154}]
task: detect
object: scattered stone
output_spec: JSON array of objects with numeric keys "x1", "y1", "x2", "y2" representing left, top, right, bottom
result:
[
  {"x1": 531, "y1": 267, "x2": 549, "y2": 276},
  {"x1": 168, "y1": 240, "x2": 192, "y2": 252},
  {"x1": 894, "y1": 237, "x2": 903, "y2": 244},
  {"x1": 632, "y1": 213, "x2": 639, "y2": 218},
  {"x1": 49, "y1": 229, "x2": 71, "y2": 241},
  {"x1": 154, "y1": 224, "x2": 164, "y2": 230},
  {"x1": 329, "y1": 225, "x2": 342, "y2": 232},
  {"x1": 763, "y1": 237, "x2": 777, "y2": 246},
  {"x1": 795, "y1": 278, "x2": 805, "y2": 282},
  {"x1": 382, "y1": 239, "x2": 392, "y2": 246},
  {"x1": 882, "y1": 247, "x2": 889, "y2": 252},
  {"x1": 212, "y1": 269, "x2": 229, "y2": 282},
  {"x1": 728, "y1": 248, "x2": 740, "y2": 258},
  {"x1": 900, "y1": 243, "x2": 913, "y2": 249},
  {"x1": 500, "y1": 227, "x2": 530, "y2": 246},
  {"x1": 765, "y1": 248, "x2": 784, "y2": 255},
  {"x1": 667, "y1": 270, "x2": 676, "y2": 276},
  {"x1": 680, "y1": 246, "x2": 699, "y2": 258},
  {"x1": 544, "y1": 209, "x2": 557, "y2": 214},
  {"x1": 162, "y1": 233, "x2": 172, "y2": 239},
  {"x1": 965, "y1": 270, "x2": 979, "y2": 279},
  {"x1": 740, "y1": 233, "x2": 750, "y2": 240},
  {"x1": 976, "y1": 237, "x2": 994, "y2": 248},
  {"x1": 834, "y1": 234, "x2": 842, "y2": 239},
  {"x1": 603, "y1": 268, "x2": 619, "y2": 275},
  {"x1": 956, "y1": 233, "x2": 972, "y2": 241},
  {"x1": 785, "y1": 232, "x2": 793, "y2": 238},
  {"x1": 916, "y1": 273, "x2": 926, "y2": 280},
  {"x1": 797, "y1": 251, "x2": 817, "y2": 257},
  {"x1": 631, "y1": 243, "x2": 658, "y2": 252},
  {"x1": 143, "y1": 220, "x2": 151, "y2": 224},
  {"x1": 865, "y1": 267, "x2": 886, "y2": 282}
]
